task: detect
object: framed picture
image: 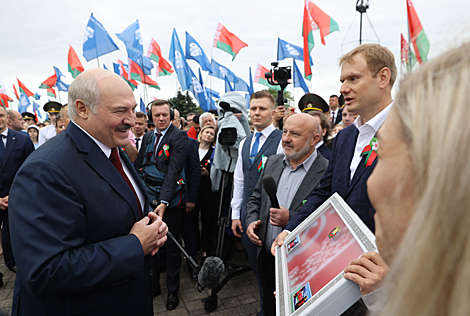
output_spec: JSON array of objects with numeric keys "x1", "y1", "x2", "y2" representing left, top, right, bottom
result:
[{"x1": 275, "y1": 193, "x2": 377, "y2": 316}]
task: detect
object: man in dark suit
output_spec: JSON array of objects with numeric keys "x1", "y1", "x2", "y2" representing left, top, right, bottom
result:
[
  {"x1": 329, "y1": 94, "x2": 343, "y2": 126},
  {"x1": 246, "y1": 113, "x2": 328, "y2": 314},
  {"x1": 272, "y1": 44, "x2": 396, "y2": 315},
  {"x1": 9, "y1": 69, "x2": 168, "y2": 316},
  {"x1": 135, "y1": 100, "x2": 189, "y2": 310},
  {"x1": 0, "y1": 106, "x2": 34, "y2": 280}
]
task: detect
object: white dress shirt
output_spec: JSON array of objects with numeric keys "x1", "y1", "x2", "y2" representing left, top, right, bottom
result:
[
  {"x1": 349, "y1": 102, "x2": 393, "y2": 180},
  {"x1": 37, "y1": 125, "x2": 56, "y2": 147},
  {"x1": 231, "y1": 124, "x2": 283, "y2": 220}
]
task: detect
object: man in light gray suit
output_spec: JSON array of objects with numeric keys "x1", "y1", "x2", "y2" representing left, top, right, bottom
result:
[{"x1": 246, "y1": 113, "x2": 328, "y2": 315}]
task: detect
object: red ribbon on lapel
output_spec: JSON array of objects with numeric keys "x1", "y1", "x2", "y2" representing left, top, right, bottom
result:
[{"x1": 360, "y1": 137, "x2": 378, "y2": 167}]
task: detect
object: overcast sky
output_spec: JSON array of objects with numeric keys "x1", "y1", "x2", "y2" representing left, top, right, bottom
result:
[{"x1": 1, "y1": 0, "x2": 469, "y2": 119}]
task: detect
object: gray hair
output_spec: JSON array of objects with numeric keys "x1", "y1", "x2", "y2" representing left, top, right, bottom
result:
[{"x1": 200, "y1": 112, "x2": 216, "y2": 125}]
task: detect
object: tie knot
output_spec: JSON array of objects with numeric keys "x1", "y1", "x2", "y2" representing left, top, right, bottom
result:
[
  {"x1": 255, "y1": 132, "x2": 262, "y2": 139},
  {"x1": 109, "y1": 148, "x2": 120, "y2": 163}
]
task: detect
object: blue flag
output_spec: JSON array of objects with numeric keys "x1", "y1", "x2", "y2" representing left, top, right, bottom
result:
[
  {"x1": 54, "y1": 67, "x2": 70, "y2": 92},
  {"x1": 198, "y1": 68, "x2": 217, "y2": 110},
  {"x1": 140, "y1": 97, "x2": 146, "y2": 113},
  {"x1": 116, "y1": 20, "x2": 143, "y2": 62},
  {"x1": 248, "y1": 67, "x2": 254, "y2": 96},
  {"x1": 33, "y1": 92, "x2": 41, "y2": 100},
  {"x1": 190, "y1": 68, "x2": 210, "y2": 112},
  {"x1": 54, "y1": 67, "x2": 65, "y2": 79},
  {"x1": 206, "y1": 88, "x2": 220, "y2": 99},
  {"x1": 83, "y1": 13, "x2": 120, "y2": 62},
  {"x1": 210, "y1": 59, "x2": 238, "y2": 83},
  {"x1": 103, "y1": 64, "x2": 108, "y2": 70},
  {"x1": 18, "y1": 93, "x2": 30, "y2": 113},
  {"x1": 33, "y1": 101, "x2": 42, "y2": 119},
  {"x1": 245, "y1": 93, "x2": 251, "y2": 110},
  {"x1": 134, "y1": 55, "x2": 154, "y2": 75},
  {"x1": 277, "y1": 38, "x2": 313, "y2": 65},
  {"x1": 233, "y1": 76, "x2": 249, "y2": 93},
  {"x1": 224, "y1": 77, "x2": 233, "y2": 93},
  {"x1": 113, "y1": 62, "x2": 121, "y2": 76},
  {"x1": 185, "y1": 32, "x2": 211, "y2": 72},
  {"x1": 293, "y1": 60, "x2": 309, "y2": 94},
  {"x1": 169, "y1": 29, "x2": 191, "y2": 91}
]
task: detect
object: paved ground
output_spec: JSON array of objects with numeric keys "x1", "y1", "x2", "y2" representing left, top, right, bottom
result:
[{"x1": 0, "y1": 242, "x2": 260, "y2": 316}]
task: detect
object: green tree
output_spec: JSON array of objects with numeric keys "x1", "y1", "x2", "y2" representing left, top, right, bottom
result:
[
  {"x1": 264, "y1": 88, "x2": 294, "y2": 107},
  {"x1": 168, "y1": 90, "x2": 200, "y2": 118}
]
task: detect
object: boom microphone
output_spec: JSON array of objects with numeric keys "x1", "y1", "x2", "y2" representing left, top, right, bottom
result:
[
  {"x1": 263, "y1": 175, "x2": 280, "y2": 208},
  {"x1": 198, "y1": 256, "x2": 224, "y2": 289}
]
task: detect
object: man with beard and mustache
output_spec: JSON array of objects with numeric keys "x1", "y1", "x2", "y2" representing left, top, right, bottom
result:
[
  {"x1": 245, "y1": 113, "x2": 328, "y2": 315},
  {"x1": 9, "y1": 69, "x2": 168, "y2": 316}
]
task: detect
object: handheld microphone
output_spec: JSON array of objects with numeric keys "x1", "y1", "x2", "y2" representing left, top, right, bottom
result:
[
  {"x1": 197, "y1": 256, "x2": 225, "y2": 290},
  {"x1": 263, "y1": 175, "x2": 280, "y2": 208}
]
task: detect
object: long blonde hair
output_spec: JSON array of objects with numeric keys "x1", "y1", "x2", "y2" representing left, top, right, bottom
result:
[{"x1": 379, "y1": 42, "x2": 470, "y2": 316}]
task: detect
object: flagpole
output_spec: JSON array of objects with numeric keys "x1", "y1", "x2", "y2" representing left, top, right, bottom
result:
[{"x1": 407, "y1": 2, "x2": 412, "y2": 72}]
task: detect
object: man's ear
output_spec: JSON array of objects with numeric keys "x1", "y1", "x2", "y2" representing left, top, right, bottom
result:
[
  {"x1": 75, "y1": 100, "x2": 89, "y2": 119},
  {"x1": 377, "y1": 67, "x2": 391, "y2": 89}
]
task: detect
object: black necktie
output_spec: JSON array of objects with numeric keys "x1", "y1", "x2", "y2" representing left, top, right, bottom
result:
[
  {"x1": 0, "y1": 135, "x2": 5, "y2": 164},
  {"x1": 135, "y1": 137, "x2": 141, "y2": 151},
  {"x1": 154, "y1": 133, "x2": 162, "y2": 153}
]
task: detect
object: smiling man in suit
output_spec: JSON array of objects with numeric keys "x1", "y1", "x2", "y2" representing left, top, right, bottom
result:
[
  {"x1": 9, "y1": 68, "x2": 168, "y2": 316},
  {"x1": 246, "y1": 113, "x2": 328, "y2": 314},
  {"x1": 272, "y1": 43, "x2": 396, "y2": 316}
]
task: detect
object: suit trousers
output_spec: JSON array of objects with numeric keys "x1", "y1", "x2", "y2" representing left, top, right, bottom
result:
[
  {"x1": 258, "y1": 248, "x2": 276, "y2": 316},
  {"x1": 160, "y1": 204, "x2": 184, "y2": 293},
  {"x1": 1, "y1": 209, "x2": 15, "y2": 268}
]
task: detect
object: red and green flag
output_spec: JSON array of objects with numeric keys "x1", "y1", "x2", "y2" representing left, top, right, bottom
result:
[
  {"x1": 13, "y1": 84, "x2": 19, "y2": 100},
  {"x1": 0, "y1": 78, "x2": 13, "y2": 108},
  {"x1": 117, "y1": 60, "x2": 139, "y2": 91},
  {"x1": 401, "y1": 34, "x2": 417, "y2": 72},
  {"x1": 17, "y1": 78, "x2": 34, "y2": 97},
  {"x1": 68, "y1": 45, "x2": 84, "y2": 78},
  {"x1": 254, "y1": 64, "x2": 281, "y2": 91},
  {"x1": 47, "y1": 87, "x2": 56, "y2": 98},
  {"x1": 213, "y1": 23, "x2": 248, "y2": 61},
  {"x1": 303, "y1": 0, "x2": 339, "y2": 80},
  {"x1": 407, "y1": 0, "x2": 430, "y2": 64},
  {"x1": 129, "y1": 59, "x2": 160, "y2": 90},
  {"x1": 39, "y1": 73, "x2": 57, "y2": 89},
  {"x1": 147, "y1": 38, "x2": 174, "y2": 77}
]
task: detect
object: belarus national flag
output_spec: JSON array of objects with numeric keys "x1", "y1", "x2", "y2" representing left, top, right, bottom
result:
[
  {"x1": 17, "y1": 78, "x2": 34, "y2": 97},
  {"x1": 47, "y1": 87, "x2": 56, "y2": 98},
  {"x1": 68, "y1": 45, "x2": 85, "y2": 78},
  {"x1": 39, "y1": 73, "x2": 57, "y2": 89},
  {"x1": 0, "y1": 78, "x2": 13, "y2": 108},
  {"x1": 129, "y1": 59, "x2": 160, "y2": 90},
  {"x1": 407, "y1": 0, "x2": 430, "y2": 63},
  {"x1": 254, "y1": 64, "x2": 280, "y2": 91},
  {"x1": 213, "y1": 23, "x2": 248, "y2": 61},
  {"x1": 117, "y1": 60, "x2": 139, "y2": 91},
  {"x1": 147, "y1": 38, "x2": 174, "y2": 77}
]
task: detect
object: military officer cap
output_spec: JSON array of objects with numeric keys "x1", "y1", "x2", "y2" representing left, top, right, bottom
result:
[
  {"x1": 298, "y1": 93, "x2": 329, "y2": 113},
  {"x1": 21, "y1": 111, "x2": 37, "y2": 123},
  {"x1": 43, "y1": 101, "x2": 63, "y2": 113}
]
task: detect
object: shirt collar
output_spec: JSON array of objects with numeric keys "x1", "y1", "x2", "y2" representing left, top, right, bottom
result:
[
  {"x1": 1, "y1": 128, "x2": 8, "y2": 138},
  {"x1": 155, "y1": 125, "x2": 170, "y2": 136},
  {"x1": 283, "y1": 149, "x2": 318, "y2": 171},
  {"x1": 72, "y1": 121, "x2": 112, "y2": 158},
  {"x1": 255, "y1": 123, "x2": 276, "y2": 138},
  {"x1": 315, "y1": 140, "x2": 324, "y2": 149},
  {"x1": 354, "y1": 101, "x2": 394, "y2": 133}
]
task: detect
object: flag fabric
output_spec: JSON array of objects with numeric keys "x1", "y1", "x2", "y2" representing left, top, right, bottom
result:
[
  {"x1": 147, "y1": 38, "x2": 174, "y2": 77},
  {"x1": 197, "y1": 69, "x2": 217, "y2": 111},
  {"x1": 17, "y1": 79, "x2": 34, "y2": 97},
  {"x1": 224, "y1": 76, "x2": 234, "y2": 93},
  {"x1": 213, "y1": 23, "x2": 248, "y2": 61},
  {"x1": 233, "y1": 76, "x2": 249, "y2": 93},
  {"x1": 189, "y1": 68, "x2": 211, "y2": 112},
  {"x1": 169, "y1": 29, "x2": 192, "y2": 91},
  {"x1": 33, "y1": 100, "x2": 42, "y2": 119},
  {"x1": 116, "y1": 20, "x2": 144, "y2": 62},
  {"x1": 117, "y1": 60, "x2": 139, "y2": 90},
  {"x1": 33, "y1": 92, "x2": 41, "y2": 100},
  {"x1": 277, "y1": 38, "x2": 313, "y2": 65},
  {"x1": 293, "y1": 60, "x2": 310, "y2": 94},
  {"x1": 18, "y1": 93, "x2": 30, "y2": 113},
  {"x1": 254, "y1": 64, "x2": 281, "y2": 91},
  {"x1": 39, "y1": 73, "x2": 57, "y2": 89},
  {"x1": 248, "y1": 67, "x2": 254, "y2": 96},
  {"x1": 134, "y1": 55, "x2": 154, "y2": 75},
  {"x1": 103, "y1": 64, "x2": 108, "y2": 70},
  {"x1": 401, "y1": 34, "x2": 417, "y2": 72},
  {"x1": 82, "y1": 13, "x2": 120, "y2": 62},
  {"x1": 206, "y1": 88, "x2": 220, "y2": 99},
  {"x1": 13, "y1": 85, "x2": 19, "y2": 100},
  {"x1": 0, "y1": 78, "x2": 12, "y2": 108},
  {"x1": 68, "y1": 45, "x2": 84, "y2": 78},
  {"x1": 305, "y1": 1, "x2": 339, "y2": 45},
  {"x1": 129, "y1": 59, "x2": 159, "y2": 89},
  {"x1": 54, "y1": 67, "x2": 70, "y2": 92},
  {"x1": 185, "y1": 32, "x2": 212, "y2": 72},
  {"x1": 210, "y1": 59, "x2": 239, "y2": 83},
  {"x1": 407, "y1": 0, "x2": 430, "y2": 63},
  {"x1": 47, "y1": 87, "x2": 56, "y2": 98},
  {"x1": 140, "y1": 97, "x2": 146, "y2": 113}
]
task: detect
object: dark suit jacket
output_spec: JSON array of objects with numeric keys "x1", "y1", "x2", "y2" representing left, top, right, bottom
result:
[
  {"x1": 0, "y1": 129, "x2": 34, "y2": 198},
  {"x1": 9, "y1": 123, "x2": 154, "y2": 316},
  {"x1": 285, "y1": 125, "x2": 377, "y2": 232},
  {"x1": 246, "y1": 152, "x2": 328, "y2": 256},
  {"x1": 135, "y1": 124, "x2": 189, "y2": 203},
  {"x1": 317, "y1": 143, "x2": 331, "y2": 161},
  {"x1": 185, "y1": 138, "x2": 201, "y2": 203},
  {"x1": 333, "y1": 107, "x2": 343, "y2": 126}
]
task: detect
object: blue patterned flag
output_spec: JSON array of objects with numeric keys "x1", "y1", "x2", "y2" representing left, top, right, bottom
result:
[
  {"x1": 116, "y1": 20, "x2": 143, "y2": 62},
  {"x1": 54, "y1": 67, "x2": 70, "y2": 92},
  {"x1": 224, "y1": 77, "x2": 233, "y2": 92},
  {"x1": 33, "y1": 100, "x2": 42, "y2": 118},
  {"x1": 198, "y1": 68, "x2": 217, "y2": 110},
  {"x1": 185, "y1": 32, "x2": 212, "y2": 72},
  {"x1": 190, "y1": 68, "x2": 210, "y2": 112},
  {"x1": 18, "y1": 93, "x2": 30, "y2": 113},
  {"x1": 134, "y1": 55, "x2": 154, "y2": 75},
  {"x1": 83, "y1": 13, "x2": 120, "y2": 62},
  {"x1": 277, "y1": 38, "x2": 313, "y2": 65},
  {"x1": 169, "y1": 29, "x2": 191, "y2": 91},
  {"x1": 293, "y1": 60, "x2": 309, "y2": 94},
  {"x1": 210, "y1": 59, "x2": 238, "y2": 83},
  {"x1": 140, "y1": 97, "x2": 146, "y2": 113},
  {"x1": 233, "y1": 76, "x2": 249, "y2": 93},
  {"x1": 33, "y1": 92, "x2": 41, "y2": 100},
  {"x1": 206, "y1": 88, "x2": 220, "y2": 99}
]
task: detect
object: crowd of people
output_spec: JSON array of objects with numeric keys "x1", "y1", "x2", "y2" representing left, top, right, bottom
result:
[{"x1": 1, "y1": 41, "x2": 470, "y2": 316}]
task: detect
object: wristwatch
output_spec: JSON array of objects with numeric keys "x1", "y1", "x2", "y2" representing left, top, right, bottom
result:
[{"x1": 160, "y1": 200, "x2": 170, "y2": 207}]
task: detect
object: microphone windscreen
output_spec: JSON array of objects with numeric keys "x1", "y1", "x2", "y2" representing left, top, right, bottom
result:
[
  {"x1": 263, "y1": 175, "x2": 279, "y2": 208},
  {"x1": 198, "y1": 256, "x2": 224, "y2": 289}
]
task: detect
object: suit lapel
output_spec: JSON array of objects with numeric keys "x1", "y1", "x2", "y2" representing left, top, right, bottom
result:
[
  {"x1": 337, "y1": 127, "x2": 359, "y2": 195},
  {"x1": 156, "y1": 124, "x2": 173, "y2": 153},
  {"x1": 251, "y1": 130, "x2": 280, "y2": 170},
  {"x1": 3, "y1": 131, "x2": 17, "y2": 164},
  {"x1": 120, "y1": 150, "x2": 150, "y2": 217}
]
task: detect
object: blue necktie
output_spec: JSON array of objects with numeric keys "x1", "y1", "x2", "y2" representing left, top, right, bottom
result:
[
  {"x1": 250, "y1": 132, "x2": 262, "y2": 165},
  {"x1": 0, "y1": 135, "x2": 5, "y2": 165}
]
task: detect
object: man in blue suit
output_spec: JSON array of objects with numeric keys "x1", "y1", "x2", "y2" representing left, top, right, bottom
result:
[
  {"x1": 9, "y1": 68, "x2": 168, "y2": 316},
  {"x1": 0, "y1": 105, "x2": 34, "y2": 282},
  {"x1": 272, "y1": 44, "x2": 396, "y2": 315}
]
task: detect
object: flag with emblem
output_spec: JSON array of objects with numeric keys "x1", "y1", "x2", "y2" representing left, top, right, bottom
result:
[
  {"x1": 17, "y1": 79, "x2": 34, "y2": 97},
  {"x1": 293, "y1": 60, "x2": 309, "y2": 94},
  {"x1": 169, "y1": 28, "x2": 192, "y2": 91},
  {"x1": 213, "y1": 23, "x2": 248, "y2": 61},
  {"x1": 189, "y1": 68, "x2": 210, "y2": 112},
  {"x1": 401, "y1": 34, "x2": 417, "y2": 72},
  {"x1": 68, "y1": 45, "x2": 84, "y2": 78},
  {"x1": 147, "y1": 38, "x2": 174, "y2": 77},
  {"x1": 185, "y1": 32, "x2": 212, "y2": 72},
  {"x1": 129, "y1": 59, "x2": 159, "y2": 90},
  {"x1": 18, "y1": 93, "x2": 30, "y2": 113},
  {"x1": 0, "y1": 79, "x2": 13, "y2": 107},
  {"x1": 117, "y1": 60, "x2": 139, "y2": 90},
  {"x1": 54, "y1": 67, "x2": 70, "y2": 92},
  {"x1": 407, "y1": 0, "x2": 430, "y2": 64},
  {"x1": 277, "y1": 38, "x2": 313, "y2": 65},
  {"x1": 116, "y1": 20, "x2": 144, "y2": 62},
  {"x1": 82, "y1": 13, "x2": 119, "y2": 62},
  {"x1": 210, "y1": 59, "x2": 239, "y2": 83},
  {"x1": 254, "y1": 64, "x2": 280, "y2": 91}
]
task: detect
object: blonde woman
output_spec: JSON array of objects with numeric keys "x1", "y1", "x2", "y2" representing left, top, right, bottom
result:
[{"x1": 366, "y1": 42, "x2": 470, "y2": 316}]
